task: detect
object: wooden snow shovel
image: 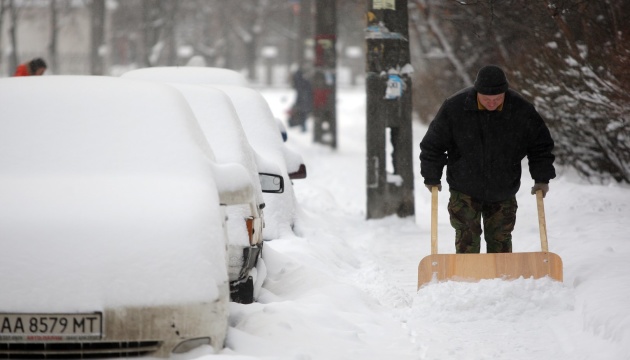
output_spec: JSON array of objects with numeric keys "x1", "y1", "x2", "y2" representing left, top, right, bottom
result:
[{"x1": 417, "y1": 187, "x2": 563, "y2": 289}]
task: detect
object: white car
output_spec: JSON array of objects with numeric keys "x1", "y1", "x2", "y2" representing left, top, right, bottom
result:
[
  {"x1": 0, "y1": 76, "x2": 255, "y2": 357},
  {"x1": 121, "y1": 67, "x2": 307, "y2": 180},
  {"x1": 122, "y1": 67, "x2": 307, "y2": 239},
  {"x1": 123, "y1": 66, "x2": 249, "y2": 87},
  {"x1": 208, "y1": 84, "x2": 304, "y2": 239},
  {"x1": 162, "y1": 83, "x2": 284, "y2": 303}
]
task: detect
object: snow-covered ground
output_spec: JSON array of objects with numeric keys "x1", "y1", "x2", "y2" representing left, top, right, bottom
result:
[{"x1": 183, "y1": 87, "x2": 629, "y2": 360}]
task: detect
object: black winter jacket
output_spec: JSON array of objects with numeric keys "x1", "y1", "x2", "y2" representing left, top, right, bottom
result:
[{"x1": 419, "y1": 87, "x2": 556, "y2": 202}]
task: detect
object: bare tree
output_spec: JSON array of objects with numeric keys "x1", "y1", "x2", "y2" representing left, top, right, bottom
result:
[
  {"x1": 138, "y1": 0, "x2": 179, "y2": 67},
  {"x1": 0, "y1": 0, "x2": 5, "y2": 74},
  {"x1": 140, "y1": 0, "x2": 161, "y2": 66},
  {"x1": 89, "y1": 0, "x2": 106, "y2": 75},
  {"x1": 7, "y1": 0, "x2": 18, "y2": 75},
  {"x1": 232, "y1": 0, "x2": 267, "y2": 81},
  {"x1": 412, "y1": 0, "x2": 473, "y2": 86},
  {"x1": 162, "y1": 1, "x2": 178, "y2": 66},
  {"x1": 408, "y1": 0, "x2": 481, "y2": 122},
  {"x1": 102, "y1": 0, "x2": 336, "y2": 79},
  {"x1": 521, "y1": 1, "x2": 630, "y2": 183},
  {"x1": 408, "y1": 0, "x2": 630, "y2": 183},
  {"x1": 47, "y1": 0, "x2": 59, "y2": 74},
  {"x1": 185, "y1": 0, "x2": 228, "y2": 67}
]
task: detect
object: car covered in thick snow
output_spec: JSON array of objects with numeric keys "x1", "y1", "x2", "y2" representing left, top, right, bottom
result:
[
  {"x1": 120, "y1": 66, "x2": 307, "y2": 181},
  {"x1": 161, "y1": 83, "x2": 284, "y2": 303},
  {"x1": 0, "y1": 76, "x2": 254, "y2": 357},
  {"x1": 122, "y1": 66, "x2": 249, "y2": 87},
  {"x1": 122, "y1": 67, "x2": 306, "y2": 239},
  {"x1": 208, "y1": 84, "x2": 304, "y2": 239}
]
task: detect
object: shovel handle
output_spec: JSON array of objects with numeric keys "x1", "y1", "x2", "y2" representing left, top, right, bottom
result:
[
  {"x1": 428, "y1": 189, "x2": 549, "y2": 254},
  {"x1": 536, "y1": 190, "x2": 549, "y2": 252},
  {"x1": 431, "y1": 186, "x2": 438, "y2": 255}
]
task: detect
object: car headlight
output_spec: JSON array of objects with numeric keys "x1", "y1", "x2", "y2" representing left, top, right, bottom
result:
[{"x1": 172, "y1": 337, "x2": 212, "y2": 354}]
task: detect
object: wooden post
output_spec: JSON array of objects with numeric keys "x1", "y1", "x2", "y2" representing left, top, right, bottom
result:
[
  {"x1": 366, "y1": 0, "x2": 415, "y2": 219},
  {"x1": 312, "y1": 0, "x2": 337, "y2": 149}
]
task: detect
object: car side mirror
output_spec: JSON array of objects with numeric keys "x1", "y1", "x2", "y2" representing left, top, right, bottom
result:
[
  {"x1": 289, "y1": 164, "x2": 307, "y2": 180},
  {"x1": 259, "y1": 173, "x2": 284, "y2": 193}
]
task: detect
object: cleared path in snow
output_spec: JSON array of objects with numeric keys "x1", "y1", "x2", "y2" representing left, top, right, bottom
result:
[{"x1": 260, "y1": 88, "x2": 628, "y2": 360}]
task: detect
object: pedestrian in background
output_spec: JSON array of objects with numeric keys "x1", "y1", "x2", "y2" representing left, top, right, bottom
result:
[
  {"x1": 419, "y1": 65, "x2": 556, "y2": 254},
  {"x1": 14, "y1": 58, "x2": 47, "y2": 76},
  {"x1": 288, "y1": 67, "x2": 313, "y2": 132}
]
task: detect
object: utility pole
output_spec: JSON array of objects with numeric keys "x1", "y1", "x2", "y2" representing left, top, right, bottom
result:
[
  {"x1": 292, "y1": 0, "x2": 312, "y2": 67},
  {"x1": 312, "y1": 0, "x2": 337, "y2": 149},
  {"x1": 365, "y1": 0, "x2": 415, "y2": 219}
]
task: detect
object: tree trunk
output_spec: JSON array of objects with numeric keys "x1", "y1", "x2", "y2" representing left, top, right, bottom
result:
[
  {"x1": 220, "y1": 3, "x2": 232, "y2": 68},
  {"x1": 412, "y1": 0, "x2": 472, "y2": 86},
  {"x1": 8, "y1": 0, "x2": 18, "y2": 75},
  {"x1": 244, "y1": 0, "x2": 264, "y2": 82},
  {"x1": 48, "y1": 0, "x2": 59, "y2": 74},
  {"x1": 298, "y1": 0, "x2": 313, "y2": 66},
  {"x1": 90, "y1": 0, "x2": 106, "y2": 75},
  {"x1": 245, "y1": 36, "x2": 257, "y2": 81},
  {"x1": 0, "y1": 0, "x2": 5, "y2": 75},
  {"x1": 162, "y1": 0, "x2": 178, "y2": 65},
  {"x1": 140, "y1": 0, "x2": 158, "y2": 67}
]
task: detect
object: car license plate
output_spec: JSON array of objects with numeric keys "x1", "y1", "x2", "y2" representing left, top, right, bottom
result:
[{"x1": 0, "y1": 313, "x2": 102, "y2": 341}]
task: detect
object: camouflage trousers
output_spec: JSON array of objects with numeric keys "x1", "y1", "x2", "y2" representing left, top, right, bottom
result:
[{"x1": 447, "y1": 190, "x2": 518, "y2": 253}]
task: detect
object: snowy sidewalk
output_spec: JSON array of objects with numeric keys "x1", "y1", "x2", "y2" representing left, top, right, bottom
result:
[{"x1": 191, "y1": 87, "x2": 630, "y2": 360}]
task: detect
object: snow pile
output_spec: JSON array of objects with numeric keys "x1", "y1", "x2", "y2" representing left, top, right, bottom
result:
[
  {"x1": 2, "y1": 79, "x2": 627, "y2": 359},
  {"x1": 200, "y1": 87, "x2": 629, "y2": 360}
]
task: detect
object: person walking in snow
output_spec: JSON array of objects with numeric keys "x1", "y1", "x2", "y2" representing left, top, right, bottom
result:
[
  {"x1": 288, "y1": 67, "x2": 313, "y2": 132},
  {"x1": 13, "y1": 58, "x2": 47, "y2": 76},
  {"x1": 419, "y1": 65, "x2": 556, "y2": 254}
]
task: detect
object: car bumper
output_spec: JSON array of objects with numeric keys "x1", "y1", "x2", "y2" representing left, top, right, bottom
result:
[{"x1": 0, "y1": 287, "x2": 229, "y2": 359}]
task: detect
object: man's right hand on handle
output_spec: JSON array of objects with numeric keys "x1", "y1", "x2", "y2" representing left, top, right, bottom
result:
[{"x1": 425, "y1": 184, "x2": 442, "y2": 192}]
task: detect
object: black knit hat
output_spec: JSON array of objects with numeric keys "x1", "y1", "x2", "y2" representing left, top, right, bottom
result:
[
  {"x1": 474, "y1": 65, "x2": 508, "y2": 95},
  {"x1": 28, "y1": 58, "x2": 47, "y2": 73}
]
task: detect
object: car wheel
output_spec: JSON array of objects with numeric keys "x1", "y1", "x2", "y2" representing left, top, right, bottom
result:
[{"x1": 230, "y1": 276, "x2": 254, "y2": 304}]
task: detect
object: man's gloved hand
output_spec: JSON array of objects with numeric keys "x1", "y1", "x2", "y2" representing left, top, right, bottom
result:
[
  {"x1": 425, "y1": 184, "x2": 442, "y2": 192},
  {"x1": 531, "y1": 183, "x2": 549, "y2": 198}
]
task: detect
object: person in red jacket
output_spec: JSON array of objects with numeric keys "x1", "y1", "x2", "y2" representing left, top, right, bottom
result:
[{"x1": 13, "y1": 58, "x2": 47, "y2": 76}]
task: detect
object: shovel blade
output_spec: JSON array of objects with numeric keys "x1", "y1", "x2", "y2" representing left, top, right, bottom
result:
[{"x1": 418, "y1": 252, "x2": 563, "y2": 289}]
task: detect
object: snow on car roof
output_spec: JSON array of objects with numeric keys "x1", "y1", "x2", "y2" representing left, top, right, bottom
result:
[
  {"x1": 0, "y1": 76, "x2": 228, "y2": 310},
  {"x1": 122, "y1": 66, "x2": 249, "y2": 87},
  {"x1": 206, "y1": 84, "x2": 288, "y2": 173},
  {"x1": 0, "y1": 75, "x2": 214, "y2": 173},
  {"x1": 168, "y1": 83, "x2": 264, "y2": 203}
]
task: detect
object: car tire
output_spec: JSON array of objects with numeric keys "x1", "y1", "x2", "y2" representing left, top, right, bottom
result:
[{"x1": 230, "y1": 276, "x2": 254, "y2": 304}]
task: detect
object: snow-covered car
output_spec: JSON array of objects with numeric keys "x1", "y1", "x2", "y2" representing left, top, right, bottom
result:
[
  {"x1": 121, "y1": 67, "x2": 306, "y2": 239},
  {"x1": 121, "y1": 67, "x2": 307, "y2": 179},
  {"x1": 0, "y1": 76, "x2": 255, "y2": 357},
  {"x1": 122, "y1": 66, "x2": 249, "y2": 87},
  {"x1": 276, "y1": 117, "x2": 289, "y2": 142},
  {"x1": 162, "y1": 83, "x2": 284, "y2": 303},
  {"x1": 208, "y1": 84, "x2": 305, "y2": 239}
]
